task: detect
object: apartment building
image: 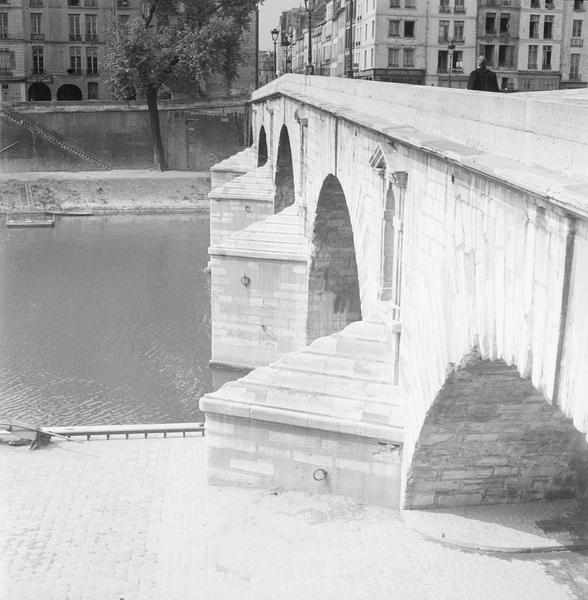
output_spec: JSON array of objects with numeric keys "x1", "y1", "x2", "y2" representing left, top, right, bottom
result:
[
  {"x1": 561, "y1": 0, "x2": 587, "y2": 87},
  {"x1": 281, "y1": 0, "x2": 585, "y2": 90},
  {"x1": 0, "y1": 0, "x2": 26, "y2": 102}
]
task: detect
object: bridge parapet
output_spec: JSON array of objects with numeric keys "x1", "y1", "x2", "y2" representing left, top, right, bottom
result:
[{"x1": 253, "y1": 75, "x2": 588, "y2": 200}]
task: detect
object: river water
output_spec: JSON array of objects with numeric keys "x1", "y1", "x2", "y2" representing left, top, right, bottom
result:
[{"x1": 0, "y1": 214, "x2": 235, "y2": 426}]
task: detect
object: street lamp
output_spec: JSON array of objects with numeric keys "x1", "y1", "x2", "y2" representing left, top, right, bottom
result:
[
  {"x1": 447, "y1": 40, "x2": 456, "y2": 88},
  {"x1": 303, "y1": 0, "x2": 314, "y2": 75},
  {"x1": 271, "y1": 28, "x2": 279, "y2": 77}
]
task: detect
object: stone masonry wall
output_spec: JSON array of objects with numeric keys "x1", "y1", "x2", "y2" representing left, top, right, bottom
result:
[
  {"x1": 209, "y1": 198, "x2": 274, "y2": 246},
  {"x1": 210, "y1": 255, "x2": 309, "y2": 369},
  {"x1": 404, "y1": 360, "x2": 588, "y2": 509},
  {"x1": 206, "y1": 414, "x2": 402, "y2": 508}
]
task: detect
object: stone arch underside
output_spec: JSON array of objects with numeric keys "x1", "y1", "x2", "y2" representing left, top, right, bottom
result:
[
  {"x1": 257, "y1": 126, "x2": 268, "y2": 167},
  {"x1": 404, "y1": 359, "x2": 588, "y2": 509},
  {"x1": 274, "y1": 125, "x2": 295, "y2": 214},
  {"x1": 307, "y1": 175, "x2": 362, "y2": 341}
]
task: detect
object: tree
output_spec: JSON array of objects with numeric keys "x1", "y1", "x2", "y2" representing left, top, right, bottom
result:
[{"x1": 105, "y1": 0, "x2": 259, "y2": 170}]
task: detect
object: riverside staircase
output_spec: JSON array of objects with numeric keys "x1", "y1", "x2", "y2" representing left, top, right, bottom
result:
[{"x1": 1, "y1": 106, "x2": 111, "y2": 170}]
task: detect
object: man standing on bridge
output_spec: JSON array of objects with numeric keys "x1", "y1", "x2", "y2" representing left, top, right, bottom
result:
[{"x1": 467, "y1": 56, "x2": 500, "y2": 92}]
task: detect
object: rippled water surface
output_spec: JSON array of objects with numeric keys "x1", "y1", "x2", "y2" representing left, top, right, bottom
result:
[{"x1": 0, "y1": 214, "x2": 232, "y2": 426}]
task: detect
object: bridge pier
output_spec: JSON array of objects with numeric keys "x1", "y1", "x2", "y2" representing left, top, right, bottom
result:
[{"x1": 201, "y1": 319, "x2": 405, "y2": 507}]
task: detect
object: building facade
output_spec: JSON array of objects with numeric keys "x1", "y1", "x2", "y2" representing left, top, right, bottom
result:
[{"x1": 280, "y1": 0, "x2": 586, "y2": 90}]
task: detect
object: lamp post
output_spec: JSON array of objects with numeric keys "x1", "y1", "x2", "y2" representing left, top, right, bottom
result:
[
  {"x1": 447, "y1": 41, "x2": 456, "y2": 88},
  {"x1": 271, "y1": 28, "x2": 279, "y2": 77},
  {"x1": 303, "y1": 0, "x2": 314, "y2": 75}
]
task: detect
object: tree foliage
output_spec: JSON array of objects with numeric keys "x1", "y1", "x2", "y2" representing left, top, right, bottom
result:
[{"x1": 105, "y1": 0, "x2": 259, "y2": 169}]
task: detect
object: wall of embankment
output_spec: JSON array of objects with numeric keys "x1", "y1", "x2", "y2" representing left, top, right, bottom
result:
[{"x1": 0, "y1": 97, "x2": 249, "y2": 172}]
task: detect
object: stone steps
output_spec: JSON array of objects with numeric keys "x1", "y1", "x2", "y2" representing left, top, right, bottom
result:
[
  {"x1": 208, "y1": 164, "x2": 274, "y2": 201},
  {"x1": 201, "y1": 319, "x2": 404, "y2": 441},
  {"x1": 210, "y1": 146, "x2": 257, "y2": 175},
  {"x1": 210, "y1": 205, "x2": 308, "y2": 260}
]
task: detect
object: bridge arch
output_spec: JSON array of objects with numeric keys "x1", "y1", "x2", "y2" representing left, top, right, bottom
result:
[
  {"x1": 257, "y1": 126, "x2": 268, "y2": 166},
  {"x1": 404, "y1": 357, "x2": 588, "y2": 509},
  {"x1": 274, "y1": 125, "x2": 295, "y2": 214},
  {"x1": 307, "y1": 175, "x2": 362, "y2": 341}
]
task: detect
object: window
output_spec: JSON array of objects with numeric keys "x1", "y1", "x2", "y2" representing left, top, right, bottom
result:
[
  {"x1": 498, "y1": 44, "x2": 514, "y2": 67},
  {"x1": 440, "y1": 0, "x2": 450, "y2": 13},
  {"x1": 388, "y1": 47, "x2": 399, "y2": 67},
  {"x1": 86, "y1": 46, "x2": 98, "y2": 74},
  {"x1": 404, "y1": 20, "x2": 415, "y2": 37},
  {"x1": 572, "y1": 20, "x2": 583, "y2": 37},
  {"x1": 439, "y1": 20, "x2": 449, "y2": 41},
  {"x1": 574, "y1": 0, "x2": 584, "y2": 10},
  {"x1": 388, "y1": 20, "x2": 400, "y2": 36},
  {"x1": 86, "y1": 14, "x2": 97, "y2": 41},
  {"x1": 528, "y1": 44, "x2": 538, "y2": 69},
  {"x1": 530, "y1": 0, "x2": 540, "y2": 7},
  {"x1": 543, "y1": 15, "x2": 553, "y2": 39},
  {"x1": 69, "y1": 46, "x2": 82, "y2": 74},
  {"x1": 405, "y1": 0, "x2": 415, "y2": 7},
  {"x1": 32, "y1": 45, "x2": 43, "y2": 73},
  {"x1": 118, "y1": 13, "x2": 130, "y2": 23},
  {"x1": 483, "y1": 44, "x2": 494, "y2": 66},
  {"x1": 452, "y1": 50, "x2": 463, "y2": 71},
  {"x1": 117, "y1": 0, "x2": 130, "y2": 7},
  {"x1": 545, "y1": 0, "x2": 554, "y2": 8},
  {"x1": 404, "y1": 47, "x2": 414, "y2": 67},
  {"x1": 529, "y1": 15, "x2": 540, "y2": 38},
  {"x1": 570, "y1": 53, "x2": 580, "y2": 79},
  {"x1": 30, "y1": 13, "x2": 44, "y2": 39},
  {"x1": 499, "y1": 13, "x2": 510, "y2": 33},
  {"x1": 29, "y1": 0, "x2": 43, "y2": 5},
  {"x1": 0, "y1": 12, "x2": 7, "y2": 39},
  {"x1": 0, "y1": 49, "x2": 15, "y2": 73},
  {"x1": 437, "y1": 50, "x2": 448, "y2": 72},
  {"x1": 69, "y1": 14, "x2": 81, "y2": 41},
  {"x1": 486, "y1": 13, "x2": 496, "y2": 34},
  {"x1": 500, "y1": 77, "x2": 512, "y2": 90},
  {"x1": 454, "y1": 21, "x2": 464, "y2": 41},
  {"x1": 371, "y1": 20, "x2": 374, "y2": 38},
  {"x1": 370, "y1": 47, "x2": 374, "y2": 66},
  {"x1": 542, "y1": 45, "x2": 552, "y2": 69},
  {"x1": 454, "y1": 0, "x2": 465, "y2": 13},
  {"x1": 67, "y1": 0, "x2": 80, "y2": 5},
  {"x1": 87, "y1": 81, "x2": 98, "y2": 99},
  {"x1": 389, "y1": 0, "x2": 400, "y2": 6},
  {"x1": 85, "y1": 0, "x2": 97, "y2": 5}
]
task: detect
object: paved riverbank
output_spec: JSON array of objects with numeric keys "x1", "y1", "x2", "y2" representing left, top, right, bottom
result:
[
  {"x1": 0, "y1": 170, "x2": 211, "y2": 213},
  {"x1": 3, "y1": 435, "x2": 586, "y2": 600}
]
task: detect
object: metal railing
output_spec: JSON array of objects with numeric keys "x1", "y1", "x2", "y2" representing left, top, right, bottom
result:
[{"x1": 49, "y1": 422, "x2": 206, "y2": 440}]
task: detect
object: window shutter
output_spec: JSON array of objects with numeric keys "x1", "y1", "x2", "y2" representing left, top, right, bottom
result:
[{"x1": 9, "y1": 51, "x2": 15, "y2": 68}]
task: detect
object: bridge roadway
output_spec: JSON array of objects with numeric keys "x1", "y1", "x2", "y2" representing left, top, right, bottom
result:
[{"x1": 202, "y1": 76, "x2": 588, "y2": 510}]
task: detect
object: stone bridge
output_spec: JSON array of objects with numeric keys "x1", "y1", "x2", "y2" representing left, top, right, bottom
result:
[{"x1": 200, "y1": 75, "x2": 588, "y2": 510}]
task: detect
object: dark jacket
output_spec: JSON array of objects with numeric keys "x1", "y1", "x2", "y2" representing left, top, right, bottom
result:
[{"x1": 467, "y1": 67, "x2": 500, "y2": 92}]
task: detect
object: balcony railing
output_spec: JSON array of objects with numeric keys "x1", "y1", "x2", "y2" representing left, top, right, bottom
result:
[
  {"x1": 438, "y1": 35, "x2": 450, "y2": 42},
  {"x1": 86, "y1": 69, "x2": 98, "y2": 75},
  {"x1": 29, "y1": 0, "x2": 42, "y2": 5},
  {"x1": 571, "y1": 37, "x2": 584, "y2": 47},
  {"x1": 69, "y1": 34, "x2": 82, "y2": 41},
  {"x1": 439, "y1": 5, "x2": 451, "y2": 12},
  {"x1": 454, "y1": 6, "x2": 465, "y2": 12},
  {"x1": 31, "y1": 33, "x2": 44, "y2": 40},
  {"x1": 86, "y1": 34, "x2": 97, "y2": 41},
  {"x1": 0, "y1": 68, "x2": 13, "y2": 74},
  {"x1": 453, "y1": 36, "x2": 464, "y2": 43},
  {"x1": 32, "y1": 67, "x2": 44, "y2": 74}
]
